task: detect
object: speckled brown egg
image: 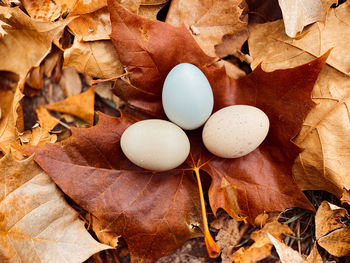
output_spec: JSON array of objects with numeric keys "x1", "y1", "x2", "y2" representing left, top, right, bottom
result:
[{"x1": 202, "y1": 105, "x2": 270, "y2": 158}]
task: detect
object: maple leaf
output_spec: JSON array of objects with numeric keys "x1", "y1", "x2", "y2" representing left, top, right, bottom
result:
[
  {"x1": 22, "y1": 112, "x2": 203, "y2": 262},
  {"x1": 108, "y1": 1, "x2": 325, "y2": 221},
  {"x1": 248, "y1": 1, "x2": 350, "y2": 201},
  {"x1": 0, "y1": 153, "x2": 110, "y2": 263}
]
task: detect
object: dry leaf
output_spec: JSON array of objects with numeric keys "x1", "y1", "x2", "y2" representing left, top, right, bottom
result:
[
  {"x1": 45, "y1": 86, "x2": 95, "y2": 125},
  {"x1": 230, "y1": 219, "x2": 294, "y2": 263},
  {"x1": 315, "y1": 201, "x2": 350, "y2": 257},
  {"x1": 278, "y1": 0, "x2": 337, "y2": 37},
  {"x1": 63, "y1": 39, "x2": 124, "y2": 79},
  {"x1": 0, "y1": 72, "x2": 23, "y2": 154},
  {"x1": 0, "y1": 6, "x2": 70, "y2": 86},
  {"x1": 166, "y1": 0, "x2": 248, "y2": 58},
  {"x1": 307, "y1": 243, "x2": 323, "y2": 263},
  {"x1": 21, "y1": 0, "x2": 75, "y2": 21},
  {"x1": 59, "y1": 67, "x2": 82, "y2": 98},
  {"x1": 268, "y1": 233, "x2": 312, "y2": 263},
  {"x1": 68, "y1": 7, "x2": 111, "y2": 41},
  {"x1": 211, "y1": 214, "x2": 241, "y2": 263},
  {"x1": 248, "y1": 2, "x2": 350, "y2": 199},
  {"x1": 0, "y1": 152, "x2": 110, "y2": 263}
]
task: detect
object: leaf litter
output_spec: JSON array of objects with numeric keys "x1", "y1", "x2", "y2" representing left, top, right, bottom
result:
[{"x1": 0, "y1": 0, "x2": 350, "y2": 262}]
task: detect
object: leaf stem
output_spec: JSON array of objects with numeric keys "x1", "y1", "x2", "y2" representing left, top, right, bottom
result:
[
  {"x1": 91, "y1": 72, "x2": 129, "y2": 85},
  {"x1": 194, "y1": 168, "x2": 220, "y2": 258}
]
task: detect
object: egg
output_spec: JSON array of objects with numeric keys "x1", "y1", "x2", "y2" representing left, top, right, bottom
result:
[
  {"x1": 202, "y1": 105, "x2": 270, "y2": 158},
  {"x1": 162, "y1": 63, "x2": 214, "y2": 130},
  {"x1": 121, "y1": 119, "x2": 190, "y2": 171}
]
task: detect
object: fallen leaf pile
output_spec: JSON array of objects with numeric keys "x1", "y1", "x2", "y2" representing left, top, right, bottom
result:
[{"x1": 1, "y1": 0, "x2": 350, "y2": 262}]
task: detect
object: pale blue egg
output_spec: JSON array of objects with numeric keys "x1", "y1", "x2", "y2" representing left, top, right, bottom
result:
[{"x1": 162, "y1": 63, "x2": 214, "y2": 130}]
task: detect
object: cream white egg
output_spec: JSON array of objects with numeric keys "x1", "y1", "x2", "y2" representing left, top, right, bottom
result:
[
  {"x1": 121, "y1": 119, "x2": 190, "y2": 171},
  {"x1": 202, "y1": 105, "x2": 270, "y2": 158}
]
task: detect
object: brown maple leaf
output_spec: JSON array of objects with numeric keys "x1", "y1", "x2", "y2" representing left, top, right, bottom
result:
[
  {"x1": 23, "y1": 1, "x2": 328, "y2": 261},
  {"x1": 108, "y1": 0, "x2": 326, "y2": 221}
]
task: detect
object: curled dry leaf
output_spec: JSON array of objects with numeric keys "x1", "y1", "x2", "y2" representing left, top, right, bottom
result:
[
  {"x1": 22, "y1": 112, "x2": 203, "y2": 263},
  {"x1": 0, "y1": 153, "x2": 110, "y2": 263},
  {"x1": 278, "y1": 0, "x2": 337, "y2": 38},
  {"x1": 315, "y1": 201, "x2": 350, "y2": 257},
  {"x1": 45, "y1": 86, "x2": 95, "y2": 125},
  {"x1": 63, "y1": 39, "x2": 124, "y2": 79},
  {"x1": 0, "y1": 6, "x2": 70, "y2": 86},
  {"x1": 0, "y1": 72, "x2": 23, "y2": 154},
  {"x1": 166, "y1": 0, "x2": 248, "y2": 58},
  {"x1": 248, "y1": 1, "x2": 350, "y2": 200},
  {"x1": 230, "y1": 219, "x2": 294, "y2": 263}
]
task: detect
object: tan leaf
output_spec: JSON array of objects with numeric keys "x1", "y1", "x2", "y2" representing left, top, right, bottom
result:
[
  {"x1": 45, "y1": 86, "x2": 95, "y2": 125},
  {"x1": 268, "y1": 235, "x2": 323, "y2": 263},
  {"x1": 59, "y1": 67, "x2": 82, "y2": 98},
  {"x1": 21, "y1": 0, "x2": 75, "y2": 21},
  {"x1": 63, "y1": 39, "x2": 124, "y2": 79},
  {"x1": 0, "y1": 6, "x2": 70, "y2": 85},
  {"x1": 268, "y1": 233, "x2": 307, "y2": 263},
  {"x1": 248, "y1": 2, "x2": 350, "y2": 199},
  {"x1": 307, "y1": 243, "x2": 323, "y2": 263},
  {"x1": 278, "y1": 0, "x2": 337, "y2": 37},
  {"x1": 230, "y1": 219, "x2": 293, "y2": 263},
  {"x1": 315, "y1": 201, "x2": 350, "y2": 257},
  {"x1": 0, "y1": 153, "x2": 110, "y2": 263},
  {"x1": 211, "y1": 214, "x2": 241, "y2": 263},
  {"x1": 68, "y1": 7, "x2": 111, "y2": 41},
  {"x1": 166, "y1": 0, "x2": 248, "y2": 58},
  {"x1": 0, "y1": 73, "x2": 23, "y2": 154}
]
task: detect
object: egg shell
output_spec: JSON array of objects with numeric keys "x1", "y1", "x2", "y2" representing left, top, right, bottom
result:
[
  {"x1": 162, "y1": 63, "x2": 214, "y2": 130},
  {"x1": 121, "y1": 119, "x2": 190, "y2": 171},
  {"x1": 202, "y1": 105, "x2": 270, "y2": 158}
]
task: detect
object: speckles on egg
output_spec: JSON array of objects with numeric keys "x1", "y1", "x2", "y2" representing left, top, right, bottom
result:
[{"x1": 202, "y1": 105, "x2": 270, "y2": 158}]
